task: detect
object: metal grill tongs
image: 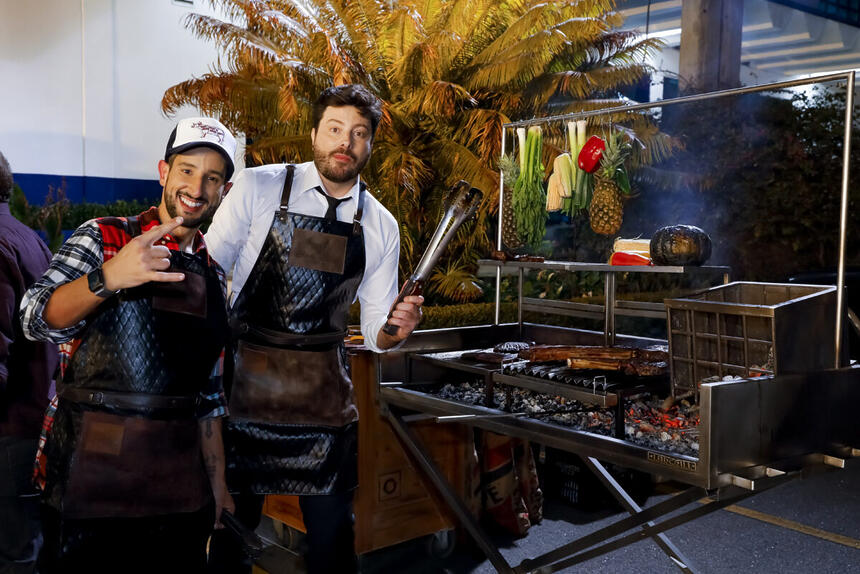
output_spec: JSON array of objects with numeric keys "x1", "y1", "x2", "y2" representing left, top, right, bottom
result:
[{"x1": 382, "y1": 181, "x2": 484, "y2": 335}]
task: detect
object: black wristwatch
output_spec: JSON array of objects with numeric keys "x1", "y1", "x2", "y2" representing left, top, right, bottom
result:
[{"x1": 87, "y1": 267, "x2": 118, "y2": 298}]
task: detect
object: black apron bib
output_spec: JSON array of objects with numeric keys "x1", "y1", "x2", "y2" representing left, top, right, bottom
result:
[
  {"x1": 226, "y1": 165, "x2": 366, "y2": 495},
  {"x1": 44, "y1": 216, "x2": 228, "y2": 519}
]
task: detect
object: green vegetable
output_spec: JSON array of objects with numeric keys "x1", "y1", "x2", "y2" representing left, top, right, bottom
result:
[
  {"x1": 564, "y1": 120, "x2": 591, "y2": 217},
  {"x1": 553, "y1": 153, "x2": 574, "y2": 197},
  {"x1": 512, "y1": 126, "x2": 546, "y2": 248}
]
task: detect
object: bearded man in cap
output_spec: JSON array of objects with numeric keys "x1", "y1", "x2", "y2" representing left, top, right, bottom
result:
[{"x1": 20, "y1": 117, "x2": 238, "y2": 573}]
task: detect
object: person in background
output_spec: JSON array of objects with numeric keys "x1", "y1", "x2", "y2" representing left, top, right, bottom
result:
[
  {"x1": 19, "y1": 118, "x2": 237, "y2": 573},
  {"x1": 0, "y1": 151, "x2": 59, "y2": 573},
  {"x1": 205, "y1": 84, "x2": 423, "y2": 574}
]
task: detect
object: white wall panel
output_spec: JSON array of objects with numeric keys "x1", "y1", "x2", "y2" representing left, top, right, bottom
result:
[{"x1": 0, "y1": 0, "x2": 235, "y2": 184}]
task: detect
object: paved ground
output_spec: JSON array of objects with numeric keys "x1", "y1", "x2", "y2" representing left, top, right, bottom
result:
[{"x1": 253, "y1": 457, "x2": 860, "y2": 573}]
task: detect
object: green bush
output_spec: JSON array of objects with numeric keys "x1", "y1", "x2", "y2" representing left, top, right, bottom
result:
[
  {"x1": 10, "y1": 180, "x2": 159, "y2": 252},
  {"x1": 65, "y1": 199, "x2": 158, "y2": 229},
  {"x1": 10, "y1": 184, "x2": 68, "y2": 252}
]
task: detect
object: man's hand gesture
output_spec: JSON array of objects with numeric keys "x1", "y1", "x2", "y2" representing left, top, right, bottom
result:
[{"x1": 102, "y1": 217, "x2": 187, "y2": 291}]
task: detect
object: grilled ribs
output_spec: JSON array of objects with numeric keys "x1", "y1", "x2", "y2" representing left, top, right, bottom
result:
[{"x1": 519, "y1": 344, "x2": 668, "y2": 363}]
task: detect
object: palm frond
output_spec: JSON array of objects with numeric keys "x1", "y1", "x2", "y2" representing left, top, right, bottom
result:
[
  {"x1": 430, "y1": 139, "x2": 499, "y2": 198},
  {"x1": 167, "y1": 0, "x2": 677, "y2": 304},
  {"x1": 399, "y1": 81, "x2": 477, "y2": 118},
  {"x1": 428, "y1": 262, "x2": 484, "y2": 302}
]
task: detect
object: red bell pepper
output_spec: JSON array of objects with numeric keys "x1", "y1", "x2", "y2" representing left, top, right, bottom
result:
[
  {"x1": 578, "y1": 135, "x2": 605, "y2": 173},
  {"x1": 609, "y1": 251, "x2": 652, "y2": 266}
]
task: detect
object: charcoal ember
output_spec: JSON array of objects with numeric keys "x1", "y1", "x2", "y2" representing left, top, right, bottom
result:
[
  {"x1": 624, "y1": 394, "x2": 700, "y2": 457},
  {"x1": 429, "y1": 384, "x2": 696, "y2": 457},
  {"x1": 493, "y1": 341, "x2": 534, "y2": 353}
]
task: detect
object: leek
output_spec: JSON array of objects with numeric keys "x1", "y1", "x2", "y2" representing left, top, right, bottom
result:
[
  {"x1": 574, "y1": 120, "x2": 589, "y2": 209},
  {"x1": 517, "y1": 127, "x2": 527, "y2": 173}
]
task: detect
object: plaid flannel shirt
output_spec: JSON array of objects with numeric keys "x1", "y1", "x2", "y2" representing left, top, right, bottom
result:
[{"x1": 20, "y1": 208, "x2": 229, "y2": 488}]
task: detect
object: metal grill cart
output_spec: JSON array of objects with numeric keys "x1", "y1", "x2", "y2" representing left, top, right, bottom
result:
[{"x1": 376, "y1": 73, "x2": 860, "y2": 573}]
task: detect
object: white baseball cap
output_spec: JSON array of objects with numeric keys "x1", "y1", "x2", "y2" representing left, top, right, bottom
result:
[{"x1": 164, "y1": 117, "x2": 237, "y2": 180}]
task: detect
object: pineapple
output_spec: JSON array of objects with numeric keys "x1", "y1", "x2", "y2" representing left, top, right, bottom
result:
[
  {"x1": 589, "y1": 131, "x2": 630, "y2": 236},
  {"x1": 498, "y1": 154, "x2": 524, "y2": 249},
  {"x1": 502, "y1": 186, "x2": 523, "y2": 248}
]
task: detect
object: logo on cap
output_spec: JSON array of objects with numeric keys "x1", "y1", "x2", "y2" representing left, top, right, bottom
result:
[{"x1": 191, "y1": 121, "x2": 225, "y2": 144}]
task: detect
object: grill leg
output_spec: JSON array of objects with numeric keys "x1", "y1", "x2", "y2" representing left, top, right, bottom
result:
[
  {"x1": 385, "y1": 408, "x2": 515, "y2": 574},
  {"x1": 542, "y1": 486, "x2": 764, "y2": 573},
  {"x1": 582, "y1": 457, "x2": 696, "y2": 574},
  {"x1": 516, "y1": 484, "x2": 704, "y2": 573},
  {"x1": 526, "y1": 474, "x2": 794, "y2": 574}
]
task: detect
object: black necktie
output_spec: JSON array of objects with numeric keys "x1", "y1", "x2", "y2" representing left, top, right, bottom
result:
[{"x1": 315, "y1": 186, "x2": 351, "y2": 222}]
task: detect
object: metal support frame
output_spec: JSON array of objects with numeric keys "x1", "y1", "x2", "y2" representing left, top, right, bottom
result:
[
  {"x1": 581, "y1": 457, "x2": 694, "y2": 574},
  {"x1": 385, "y1": 408, "x2": 515, "y2": 574},
  {"x1": 384, "y1": 403, "x2": 798, "y2": 574},
  {"x1": 494, "y1": 73, "x2": 855, "y2": 368},
  {"x1": 604, "y1": 272, "x2": 616, "y2": 346}
]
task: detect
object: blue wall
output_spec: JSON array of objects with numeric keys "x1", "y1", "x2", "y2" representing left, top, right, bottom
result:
[{"x1": 14, "y1": 173, "x2": 162, "y2": 205}]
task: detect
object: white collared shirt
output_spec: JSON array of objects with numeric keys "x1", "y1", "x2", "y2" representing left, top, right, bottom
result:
[{"x1": 205, "y1": 161, "x2": 400, "y2": 353}]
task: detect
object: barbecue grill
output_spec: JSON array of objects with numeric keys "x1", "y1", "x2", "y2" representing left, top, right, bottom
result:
[
  {"x1": 375, "y1": 74, "x2": 860, "y2": 574},
  {"x1": 380, "y1": 323, "x2": 859, "y2": 490}
]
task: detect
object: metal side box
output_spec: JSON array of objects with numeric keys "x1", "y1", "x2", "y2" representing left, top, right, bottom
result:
[{"x1": 664, "y1": 282, "x2": 837, "y2": 399}]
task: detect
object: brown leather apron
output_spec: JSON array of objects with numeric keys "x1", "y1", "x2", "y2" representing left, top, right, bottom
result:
[
  {"x1": 225, "y1": 164, "x2": 366, "y2": 495},
  {"x1": 43, "y1": 215, "x2": 228, "y2": 519}
]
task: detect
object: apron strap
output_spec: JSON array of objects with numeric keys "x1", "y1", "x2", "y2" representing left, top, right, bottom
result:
[
  {"x1": 279, "y1": 164, "x2": 297, "y2": 210},
  {"x1": 279, "y1": 163, "x2": 365, "y2": 236},
  {"x1": 58, "y1": 386, "x2": 197, "y2": 412},
  {"x1": 352, "y1": 181, "x2": 366, "y2": 235},
  {"x1": 125, "y1": 215, "x2": 142, "y2": 238}
]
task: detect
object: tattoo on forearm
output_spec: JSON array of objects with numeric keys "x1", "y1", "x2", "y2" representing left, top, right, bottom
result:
[{"x1": 205, "y1": 419, "x2": 214, "y2": 439}]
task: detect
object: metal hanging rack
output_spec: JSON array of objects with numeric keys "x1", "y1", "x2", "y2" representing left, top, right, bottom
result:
[{"x1": 493, "y1": 71, "x2": 856, "y2": 367}]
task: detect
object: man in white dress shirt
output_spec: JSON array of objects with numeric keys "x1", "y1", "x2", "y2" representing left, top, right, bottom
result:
[{"x1": 205, "y1": 84, "x2": 423, "y2": 574}]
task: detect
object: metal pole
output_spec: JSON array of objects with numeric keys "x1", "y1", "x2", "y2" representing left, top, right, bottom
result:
[
  {"x1": 604, "y1": 272, "x2": 616, "y2": 346},
  {"x1": 503, "y1": 72, "x2": 855, "y2": 128},
  {"x1": 517, "y1": 267, "x2": 524, "y2": 336},
  {"x1": 495, "y1": 128, "x2": 507, "y2": 326},
  {"x1": 836, "y1": 71, "x2": 855, "y2": 368}
]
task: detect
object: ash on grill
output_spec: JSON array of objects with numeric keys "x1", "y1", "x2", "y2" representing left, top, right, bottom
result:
[
  {"x1": 436, "y1": 381, "x2": 501, "y2": 406},
  {"x1": 433, "y1": 382, "x2": 615, "y2": 435}
]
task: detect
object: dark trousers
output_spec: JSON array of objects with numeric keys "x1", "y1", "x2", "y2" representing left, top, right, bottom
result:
[
  {"x1": 207, "y1": 491, "x2": 357, "y2": 574},
  {"x1": 0, "y1": 437, "x2": 41, "y2": 574},
  {"x1": 38, "y1": 503, "x2": 213, "y2": 574}
]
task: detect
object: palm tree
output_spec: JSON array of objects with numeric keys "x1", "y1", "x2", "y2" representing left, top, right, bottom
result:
[{"x1": 163, "y1": 0, "x2": 667, "y2": 303}]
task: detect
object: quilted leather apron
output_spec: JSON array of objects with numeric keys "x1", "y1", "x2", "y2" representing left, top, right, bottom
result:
[
  {"x1": 226, "y1": 165, "x2": 366, "y2": 495},
  {"x1": 43, "y1": 216, "x2": 228, "y2": 519}
]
